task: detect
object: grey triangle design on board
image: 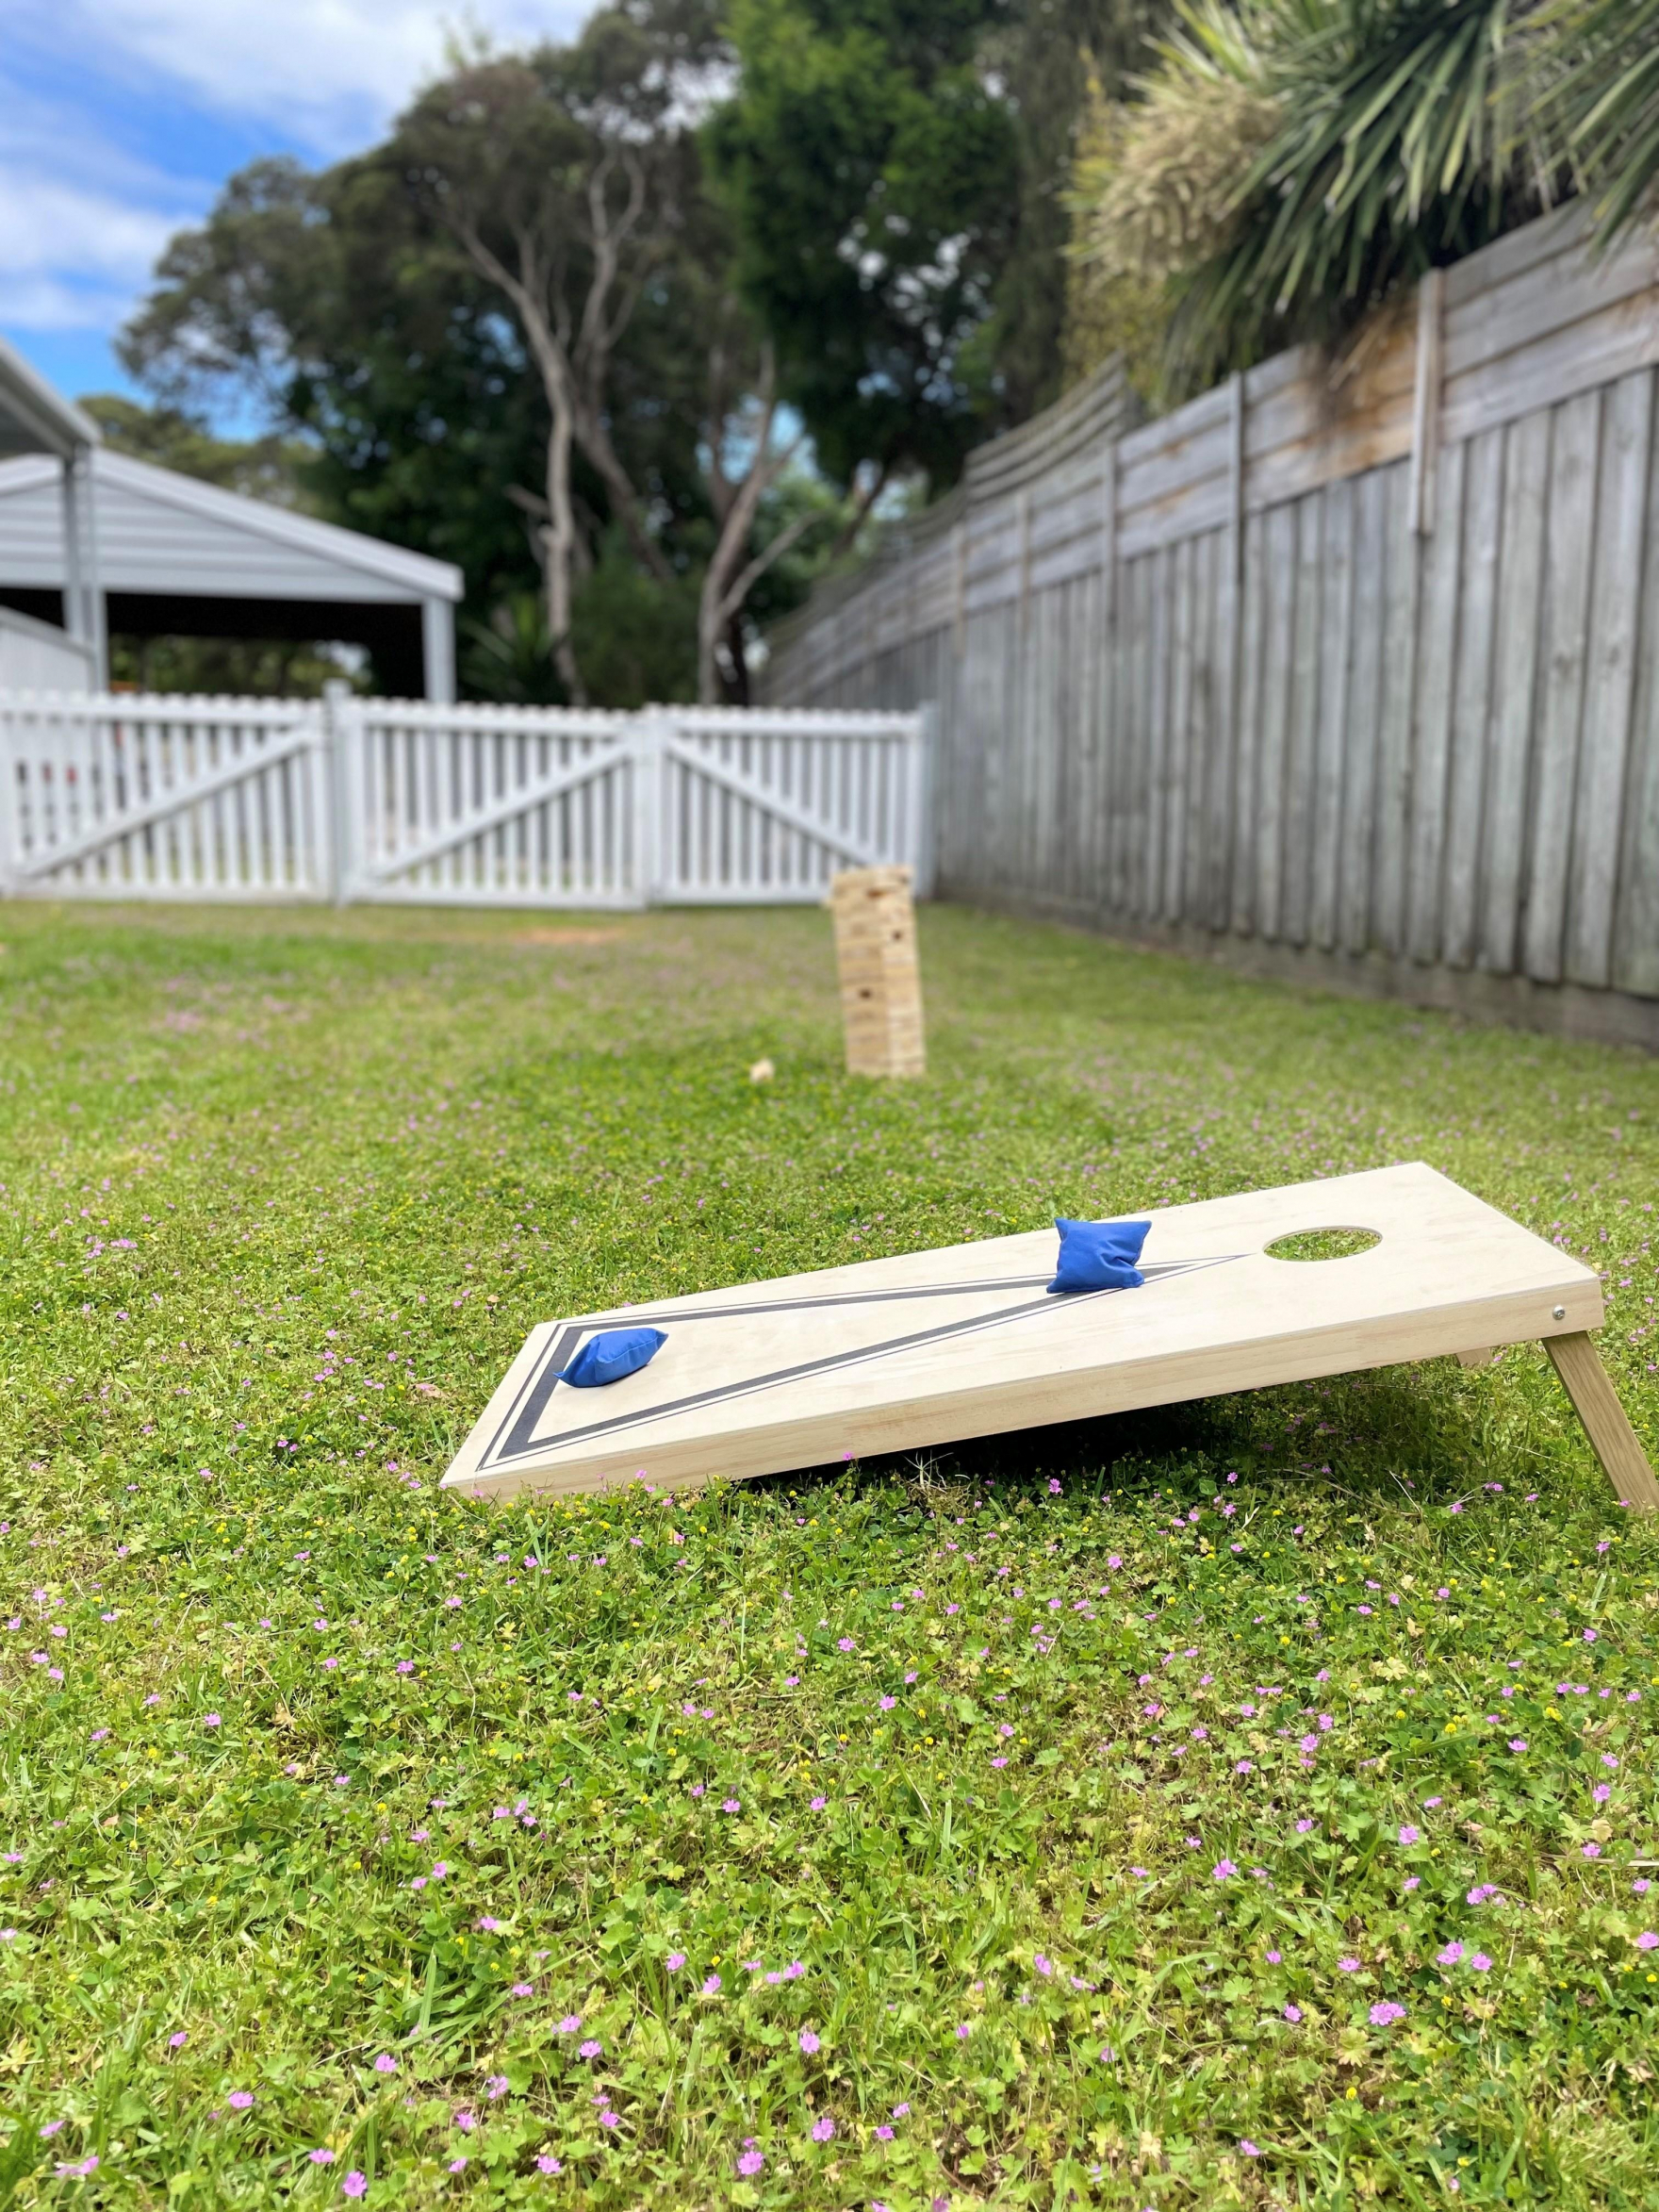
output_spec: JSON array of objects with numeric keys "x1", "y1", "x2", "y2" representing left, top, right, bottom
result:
[{"x1": 483, "y1": 1252, "x2": 1246, "y2": 1470}]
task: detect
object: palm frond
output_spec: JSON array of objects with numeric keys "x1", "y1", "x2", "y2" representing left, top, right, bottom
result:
[
  {"x1": 1162, "y1": 0, "x2": 1552, "y2": 392},
  {"x1": 1545, "y1": 0, "x2": 1659, "y2": 241}
]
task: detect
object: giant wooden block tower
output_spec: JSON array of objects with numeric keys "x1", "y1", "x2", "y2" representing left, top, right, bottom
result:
[{"x1": 830, "y1": 864, "x2": 926, "y2": 1079}]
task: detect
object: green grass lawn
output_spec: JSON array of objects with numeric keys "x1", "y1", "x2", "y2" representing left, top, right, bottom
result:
[{"x1": 4, "y1": 900, "x2": 1659, "y2": 2211}]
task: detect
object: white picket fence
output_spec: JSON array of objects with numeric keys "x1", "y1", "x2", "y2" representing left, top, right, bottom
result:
[{"x1": 0, "y1": 691, "x2": 932, "y2": 908}]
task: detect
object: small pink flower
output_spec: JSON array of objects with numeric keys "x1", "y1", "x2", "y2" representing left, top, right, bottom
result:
[
  {"x1": 812, "y1": 2115, "x2": 835, "y2": 2143},
  {"x1": 309, "y1": 2148, "x2": 337, "y2": 2164},
  {"x1": 665, "y1": 1951, "x2": 686, "y2": 1971},
  {"x1": 799, "y1": 2029, "x2": 820, "y2": 2054},
  {"x1": 227, "y1": 2089, "x2": 254, "y2": 2109},
  {"x1": 372, "y1": 2054, "x2": 397, "y2": 2074},
  {"x1": 342, "y1": 2174, "x2": 368, "y2": 2200},
  {"x1": 737, "y1": 2149, "x2": 764, "y2": 2176},
  {"x1": 1635, "y1": 1931, "x2": 1659, "y2": 1951}
]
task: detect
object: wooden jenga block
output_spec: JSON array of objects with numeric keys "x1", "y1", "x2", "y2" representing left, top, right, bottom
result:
[{"x1": 829, "y1": 864, "x2": 926, "y2": 1079}]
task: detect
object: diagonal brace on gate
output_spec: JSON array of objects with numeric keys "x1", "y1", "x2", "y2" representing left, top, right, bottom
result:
[
  {"x1": 658, "y1": 736, "x2": 883, "y2": 870},
  {"x1": 9, "y1": 725, "x2": 319, "y2": 880},
  {"x1": 356, "y1": 745, "x2": 632, "y2": 883}
]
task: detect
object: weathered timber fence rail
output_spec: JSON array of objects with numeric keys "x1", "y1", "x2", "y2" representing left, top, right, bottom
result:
[
  {"x1": 763, "y1": 204, "x2": 1659, "y2": 1045},
  {"x1": 0, "y1": 692, "x2": 930, "y2": 908}
]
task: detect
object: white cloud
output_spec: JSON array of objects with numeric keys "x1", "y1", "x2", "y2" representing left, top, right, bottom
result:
[
  {"x1": 0, "y1": 0, "x2": 590, "y2": 361},
  {"x1": 25, "y1": 0, "x2": 591, "y2": 154},
  {"x1": 0, "y1": 166, "x2": 185, "y2": 329}
]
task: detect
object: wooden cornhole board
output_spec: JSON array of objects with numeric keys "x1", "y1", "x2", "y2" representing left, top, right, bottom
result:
[{"x1": 442, "y1": 1163, "x2": 1659, "y2": 1510}]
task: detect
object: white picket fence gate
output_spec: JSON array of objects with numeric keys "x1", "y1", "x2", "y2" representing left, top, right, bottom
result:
[{"x1": 0, "y1": 691, "x2": 933, "y2": 908}]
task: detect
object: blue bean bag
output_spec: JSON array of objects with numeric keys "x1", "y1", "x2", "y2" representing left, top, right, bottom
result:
[
  {"x1": 1047, "y1": 1217, "x2": 1151, "y2": 1295},
  {"x1": 556, "y1": 1327, "x2": 667, "y2": 1388}
]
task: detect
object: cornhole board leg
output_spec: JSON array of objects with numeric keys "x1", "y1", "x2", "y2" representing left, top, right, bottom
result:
[{"x1": 1544, "y1": 1332, "x2": 1659, "y2": 1511}]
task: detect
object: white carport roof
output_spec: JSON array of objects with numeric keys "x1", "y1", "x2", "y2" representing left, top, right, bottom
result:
[
  {"x1": 0, "y1": 446, "x2": 461, "y2": 604},
  {"x1": 0, "y1": 444, "x2": 463, "y2": 699},
  {"x1": 0, "y1": 332, "x2": 100, "y2": 460}
]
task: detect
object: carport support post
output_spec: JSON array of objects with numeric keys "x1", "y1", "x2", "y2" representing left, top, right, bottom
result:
[
  {"x1": 60, "y1": 443, "x2": 107, "y2": 691},
  {"x1": 421, "y1": 596, "x2": 456, "y2": 704}
]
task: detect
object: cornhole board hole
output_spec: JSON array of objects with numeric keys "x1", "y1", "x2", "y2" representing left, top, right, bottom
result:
[{"x1": 441, "y1": 1162, "x2": 1659, "y2": 1510}]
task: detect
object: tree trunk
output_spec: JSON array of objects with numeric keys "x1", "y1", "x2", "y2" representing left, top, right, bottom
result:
[
  {"x1": 697, "y1": 575, "x2": 726, "y2": 704},
  {"x1": 542, "y1": 400, "x2": 586, "y2": 705},
  {"x1": 572, "y1": 397, "x2": 674, "y2": 586}
]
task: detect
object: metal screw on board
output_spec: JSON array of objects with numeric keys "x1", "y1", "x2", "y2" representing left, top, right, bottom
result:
[{"x1": 1552, "y1": 1307, "x2": 1566, "y2": 1320}]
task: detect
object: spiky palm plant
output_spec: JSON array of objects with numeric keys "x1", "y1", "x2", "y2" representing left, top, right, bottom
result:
[
  {"x1": 1163, "y1": 0, "x2": 1558, "y2": 389},
  {"x1": 1547, "y1": 0, "x2": 1659, "y2": 241}
]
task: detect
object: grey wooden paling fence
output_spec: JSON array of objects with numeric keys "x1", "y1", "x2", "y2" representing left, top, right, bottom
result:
[{"x1": 762, "y1": 204, "x2": 1659, "y2": 1045}]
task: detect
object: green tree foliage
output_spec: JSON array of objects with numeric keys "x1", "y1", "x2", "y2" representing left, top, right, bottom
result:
[
  {"x1": 388, "y1": 27, "x2": 695, "y2": 699},
  {"x1": 119, "y1": 155, "x2": 555, "y2": 657},
  {"x1": 78, "y1": 394, "x2": 315, "y2": 510},
  {"x1": 119, "y1": 8, "x2": 856, "y2": 707},
  {"x1": 977, "y1": 0, "x2": 1174, "y2": 420},
  {"x1": 704, "y1": 0, "x2": 1025, "y2": 492}
]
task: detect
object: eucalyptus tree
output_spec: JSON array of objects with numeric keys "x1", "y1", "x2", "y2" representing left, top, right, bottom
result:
[{"x1": 389, "y1": 22, "x2": 695, "y2": 700}]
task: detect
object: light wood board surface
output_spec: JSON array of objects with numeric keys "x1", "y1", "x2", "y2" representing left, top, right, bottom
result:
[{"x1": 443, "y1": 1162, "x2": 1610, "y2": 1503}]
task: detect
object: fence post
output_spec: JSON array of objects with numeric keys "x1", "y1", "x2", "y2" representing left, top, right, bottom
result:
[
  {"x1": 0, "y1": 700, "x2": 16, "y2": 898},
  {"x1": 1409, "y1": 269, "x2": 1445, "y2": 536},
  {"x1": 320, "y1": 680, "x2": 356, "y2": 905},
  {"x1": 632, "y1": 708, "x2": 667, "y2": 908},
  {"x1": 910, "y1": 703, "x2": 939, "y2": 900}
]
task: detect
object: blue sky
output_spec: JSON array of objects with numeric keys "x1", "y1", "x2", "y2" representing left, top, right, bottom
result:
[{"x1": 1, "y1": 0, "x2": 587, "y2": 423}]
